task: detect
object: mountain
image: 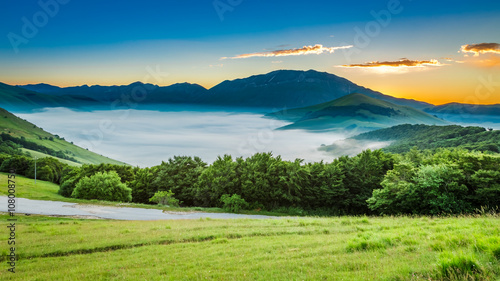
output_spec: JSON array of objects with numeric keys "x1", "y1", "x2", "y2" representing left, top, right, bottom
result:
[
  {"x1": 17, "y1": 70, "x2": 432, "y2": 110},
  {"x1": 20, "y1": 82, "x2": 209, "y2": 104},
  {"x1": 0, "y1": 82, "x2": 99, "y2": 111},
  {"x1": 267, "y1": 93, "x2": 448, "y2": 132},
  {"x1": 425, "y1": 102, "x2": 500, "y2": 116},
  {"x1": 0, "y1": 106, "x2": 127, "y2": 166},
  {"x1": 206, "y1": 70, "x2": 432, "y2": 109}
]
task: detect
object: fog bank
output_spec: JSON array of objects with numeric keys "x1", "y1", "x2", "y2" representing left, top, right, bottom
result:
[{"x1": 18, "y1": 107, "x2": 346, "y2": 167}]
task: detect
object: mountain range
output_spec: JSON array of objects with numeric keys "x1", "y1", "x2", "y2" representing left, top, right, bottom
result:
[
  {"x1": 2, "y1": 69, "x2": 498, "y2": 120},
  {"x1": 12, "y1": 70, "x2": 434, "y2": 110},
  {"x1": 0, "y1": 82, "x2": 99, "y2": 111}
]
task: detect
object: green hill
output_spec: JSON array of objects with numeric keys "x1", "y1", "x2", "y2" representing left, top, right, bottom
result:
[
  {"x1": 0, "y1": 107, "x2": 127, "y2": 165},
  {"x1": 351, "y1": 124, "x2": 500, "y2": 153},
  {"x1": 267, "y1": 93, "x2": 448, "y2": 132}
]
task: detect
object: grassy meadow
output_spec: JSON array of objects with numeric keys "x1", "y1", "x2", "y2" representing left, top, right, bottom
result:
[
  {"x1": 1, "y1": 174, "x2": 500, "y2": 280},
  {"x1": 0, "y1": 213, "x2": 499, "y2": 280}
]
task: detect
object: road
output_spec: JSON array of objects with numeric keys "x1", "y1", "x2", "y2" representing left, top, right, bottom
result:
[{"x1": 0, "y1": 196, "x2": 282, "y2": 220}]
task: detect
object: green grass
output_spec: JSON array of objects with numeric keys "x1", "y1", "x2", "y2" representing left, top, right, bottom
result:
[
  {"x1": 0, "y1": 174, "x2": 499, "y2": 280},
  {"x1": 0, "y1": 214, "x2": 498, "y2": 280},
  {"x1": 0, "y1": 106, "x2": 127, "y2": 165},
  {"x1": 21, "y1": 149, "x2": 82, "y2": 167}
]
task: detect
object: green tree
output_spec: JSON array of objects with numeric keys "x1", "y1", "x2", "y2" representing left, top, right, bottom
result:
[
  {"x1": 129, "y1": 166, "x2": 158, "y2": 204},
  {"x1": 220, "y1": 194, "x2": 249, "y2": 213},
  {"x1": 194, "y1": 155, "x2": 243, "y2": 207},
  {"x1": 59, "y1": 163, "x2": 134, "y2": 198},
  {"x1": 471, "y1": 169, "x2": 500, "y2": 208},
  {"x1": 152, "y1": 156, "x2": 206, "y2": 206},
  {"x1": 335, "y1": 149, "x2": 394, "y2": 214},
  {"x1": 71, "y1": 171, "x2": 132, "y2": 202}
]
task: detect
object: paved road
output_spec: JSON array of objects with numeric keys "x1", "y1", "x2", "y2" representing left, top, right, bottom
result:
[{"x1": 0, "y1": 197, "x2": 281, "y2": 220}]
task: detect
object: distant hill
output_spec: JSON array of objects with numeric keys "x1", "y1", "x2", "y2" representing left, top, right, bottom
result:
[
  {"x1": 267, "y1": 93, "x2": 448, "y2": 132},
  {"x1": 425, "y1": 102, "x2": 500, "y2": 116},
  {"x1": 21, "y1": 82, "x2": 209, "y2": 104},
  {"x1": 0, "y1": 107, "x2": 127, "y2": 165},
  {"x1": 0, "y1": 82, "x2": 99, "y2": 111},
  {"x1": 322, "y1": 124, "x2": 500, "y2": 154},
  {"x1": 17, "y1": 70, "x2": 432, "y2": 110}
]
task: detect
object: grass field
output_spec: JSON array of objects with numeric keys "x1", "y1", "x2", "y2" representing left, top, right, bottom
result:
[
  {"x1": 0, "y1": 213, "x2": 499, "y2": 280},
  {"x1": 20, "y1": 149, "x2": 82, "y2": 167},
  {"x1": 1, "y1": 174, "x2": 499, "y2": 280}
]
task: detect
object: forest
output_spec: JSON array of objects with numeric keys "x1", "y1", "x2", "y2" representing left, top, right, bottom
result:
[{"x1": 1, "y1": 147, "x2": 499, "y2": 216}]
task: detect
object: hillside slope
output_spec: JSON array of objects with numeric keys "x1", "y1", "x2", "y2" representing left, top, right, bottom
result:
[
  {"x1": 0, "y1": 82, "x2": 99, "y2": 111},
  {"x1": 0, "y1": 107, "x2": 127, "y2": 165},
  {"x1": 345, "y1": 124, "x2": 499, "y2": 154},
  {"x1": 425, "y1": 102, "x2": 500, "y2": 116},
  {"x1": 267, "y1": 93, "x2": 448, "y2": 132}
]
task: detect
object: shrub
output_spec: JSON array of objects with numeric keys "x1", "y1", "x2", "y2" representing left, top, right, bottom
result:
[
  {"x1": 220, "y1": 194, "x2": 248, "y2": 213},
  {"x1": 149, "y1": 190, "x2": 180, "y2": 207},
  {"x1": 71, "y1": 171, "x2": 132, "y2": 202}
]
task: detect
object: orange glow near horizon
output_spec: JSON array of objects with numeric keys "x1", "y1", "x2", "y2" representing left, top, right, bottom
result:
[{"x1": 3, "y1": 64, "x2": 499, "y2": 106}]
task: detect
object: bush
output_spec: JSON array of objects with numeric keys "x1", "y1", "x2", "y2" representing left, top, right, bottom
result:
[
  {"x1": 149, "y1": 190, "x2": 180, "y2": 207},
  {"x1": 59, "y1": 163, "x2": 134, "y2": 198},
  {"x1": 71, "y1": 171, "x2": 132, "y2": 202},
  {"x1": 220, "y1": 194, "x2": 248, "y2": 213}
]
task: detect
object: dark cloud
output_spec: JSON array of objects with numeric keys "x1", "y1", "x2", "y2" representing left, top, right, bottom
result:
[{"x1": 461, "y1": 43, "x2": 500, "y2": 56}]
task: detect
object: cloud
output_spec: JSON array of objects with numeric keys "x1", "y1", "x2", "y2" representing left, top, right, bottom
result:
[
  {"x1": 222, "y1": 44, "x2": 353, "y2": 60},
  {"x1": 460, "y1": 43, "x2": 500, "y2": 56},
  {"x1": 338, "y1": 58, "x2": 443, "y2": 68}
]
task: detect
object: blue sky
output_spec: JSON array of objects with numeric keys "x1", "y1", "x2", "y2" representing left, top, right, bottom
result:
[{"x1": 1, "y1": 0, "x2": 500, "y2": 104}]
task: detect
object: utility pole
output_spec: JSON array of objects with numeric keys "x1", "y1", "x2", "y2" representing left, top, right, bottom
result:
[{"x1": 34, "y1": 157, "x2": 37, "y2": 185}]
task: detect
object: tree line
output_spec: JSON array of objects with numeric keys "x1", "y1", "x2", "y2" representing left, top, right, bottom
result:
[{"x1": 0, "y1": 148, "x2": 499, "y2": 216}]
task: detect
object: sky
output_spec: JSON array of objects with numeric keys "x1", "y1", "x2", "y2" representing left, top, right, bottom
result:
[{"x1": 1, "y1": 0, "x2": 500, "y2": 105}]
